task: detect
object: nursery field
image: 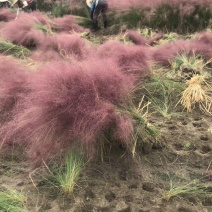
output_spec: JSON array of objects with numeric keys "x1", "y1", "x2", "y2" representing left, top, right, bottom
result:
[
  {"x1": 0, "y1": 1, "x2": 212, "y2": 212},
  {"x1": 0, "y1": 109, "x2": 211, "y2": 212}
]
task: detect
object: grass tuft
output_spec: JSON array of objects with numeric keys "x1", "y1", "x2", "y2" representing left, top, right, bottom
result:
[
  {"x1": 117, "y1": 96, "x2": 160, "y2": 156},
  {"x1": 142, "y1": 77, "x2": 184, "y2": 119},
  {"x1": 162, "y1": 179, "x2": 212, "y2": 201},
  {"x1": 170, "y1": 53, "x2": 212, "y2": 79},
  {"x1": 44, "y1": 150, "x2": 85, "y2": 195},
  {"x1": 0, "y1": 188, "x2": 28, "y2": 212},
  {"x1": 179, "y1": 74, "x2": 212, "y2": 114},
  {"x1": 0, "y1": 40, "x2": 30, "y2": 59}
]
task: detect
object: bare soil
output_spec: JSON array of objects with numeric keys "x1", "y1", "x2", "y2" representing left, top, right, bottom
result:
[{"x1": 0, "y1": 109, "x2": 211, "y2": 212}]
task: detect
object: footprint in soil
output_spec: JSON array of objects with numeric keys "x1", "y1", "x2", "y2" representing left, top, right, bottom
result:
[
  {"x1": 84, "y1": 189, "x2": 96, "y2": 201},
  {"x1": 192, "y1": 122, "x2": 202, "y2": 128},
  {"x1": 123, "y1": 195, "x2": 133, "y2": 203},
  {"x1": 105, "y1": 191, "x2": 116, "y2": 202},
  {"x1": 181, "y1": 120, "x2": 188, "y2": 125},
  {"x1": 193, "y1": 116, "x2": 202, "y2": 121},
  {"x1": 200, "y1": 135, "x2": 209, "y2": 141},
  {"x1": 115, "y1": 200, "x2": 131, "y2": 212},
  {"x1": 142, "y1": 182, "x2": 155, "y2": 192},
  {"x1": 202, "y1": 196, "x2": 212, "y2": 206},
  {"x1": 177, "y1": 205, "x2": 195, "y2": 212},
  {"x1": 118, "y1": 170, "x2": 133, "y2": 181},
  {"x1": 128, "y1": 183, "x2": 138, "y2": 189},
  {"x1": 201, "y1": 145, "x2": 211, "y2": 154}
]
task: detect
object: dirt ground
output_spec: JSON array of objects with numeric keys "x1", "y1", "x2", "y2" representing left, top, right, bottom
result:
[{"x1": 0, "y1": 108, "x2": 211, "y2": 212}]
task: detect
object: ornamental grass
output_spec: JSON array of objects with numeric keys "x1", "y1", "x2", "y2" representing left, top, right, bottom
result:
[
  {"x1": 97, "y1": 40, "x2": 151, "y2": 80},
  {"x1": 0, "y1": 59, "x2": 135, "y2": 164},
  {"x1": 152, "y1": 39, "x2": 212, "y2": 66},
  {"x1": 179, "y1": 75, "x2": 212, "y2": 114},
  {"x1": 51, "y1": 15, "x2": 85, "y2": 33},
  {"x1": 0, "y1": 8, "x2": 16, "y2": 22},
  {"x1": 1, "y1": 14, "x2": 46, "y2": 48},
  {"x1": 0, "y1": 188, "x2": 27, "y2": 212},
  {"x1": 0, "y1": 39, "x2": 30, "y2": 59},
  {"x1": 0, "y1": 55, "x2": 30, "y2": 148}
]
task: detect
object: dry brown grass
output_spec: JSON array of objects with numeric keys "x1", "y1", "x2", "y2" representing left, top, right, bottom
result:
[{"x1": 179, "y1": 75, "x2": 212, "y2": 114}]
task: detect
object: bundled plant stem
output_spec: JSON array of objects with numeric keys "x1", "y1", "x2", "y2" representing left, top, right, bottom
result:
[{"x1": 179, "y1": 75, "x2": 212, "y2": 114}]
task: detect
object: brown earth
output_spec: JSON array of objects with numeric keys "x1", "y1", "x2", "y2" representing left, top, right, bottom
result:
[{"x1": 0, "y1": 108, "x2": 211, "y2": 212}]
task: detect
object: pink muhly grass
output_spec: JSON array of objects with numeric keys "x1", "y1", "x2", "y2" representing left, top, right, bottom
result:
[
  {"x1": 2, "y1": 59, "x2": 134, "y2": 164},
  {"x1": 97, "y1": 40, "x2": 151, "y2": 80},
  {"x1": 126, "y1": 30, "x2": 164, "y2": 46},
  {"x1": 44, "y1": 33, "x2": 88, "y2": 60},
  {"x1": 30, "y1": 49, "x2": 63, "y2": 62},
  {"x1": 113, "y1": 114, "x2": 134, "y2": 146},
  {"x1": 51, "y1": 15, "x2": 85, "y2": 33},
  {"x1": 33, "y1": 33, "x2": 91, "y2": 61},
  {"x1": 126, "y1": 30, "x2": 149, "y2": 46},
  {"x1": 0, "y1": 55, "x2": 30, "y2": 123},
  {"x1": 29, "y1": 11, "x2": 53, "y2": 26},
  {"x1": 152, "y1": 39, "x2": 212, "y2": 66},
  {"x1": 108, "y1": 0, "x2": 212, "y2": 10},
  {"x1": 193, "y1": 32, "x2": 212, "y2": 60},
  {"x1": 0, "y1": 8, "x2": 16, "y2": 22},
  {"x1": 1, "y1": 13, "x2": 46, "y2": 48},
  {"x1": 117, "y1": 46, "x2": 150, "y2": 79},
  {"x1": 194, "y1": 32, "x2": 212, "y2": 46},
  {"x1": 108, "y1": 0, "x2": 144, "y2": 9},
  {"x1": 148, "y1": 33, "x2": 164, "y2": 46}
]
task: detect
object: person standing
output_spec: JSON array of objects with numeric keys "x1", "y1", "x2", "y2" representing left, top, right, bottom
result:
[
  {"x1": 0, "y1": 0, "x2": 12, "y2": 8},
  {"x1": 87, "y1": 0, "x2": 108, "y2": 32},
  {"x1": 12, "y1": 0, "x2": 36, "y2": 12}
]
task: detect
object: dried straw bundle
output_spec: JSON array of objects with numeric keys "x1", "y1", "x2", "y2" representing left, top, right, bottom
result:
[
  {"x1": 0, "y1": 39, "x2": 30, "y2": 59},
  {"x1": 180, "y1": 75, "x2": 212, "y2": 114}
]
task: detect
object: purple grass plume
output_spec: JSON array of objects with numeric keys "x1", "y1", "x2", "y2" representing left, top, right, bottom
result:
[
  {"x1": 51, "y1": 15, "x2": 85, "y2": 33},
  {"x1": 152, "y1": 38, "x2": 212, "y2": 66},
  {"x1": 1, "y1": 12, "x2": 52, "y2": 48},
  {"x1": 0, "y1": 8, "x2": 16, "y2": 22},
  {"x1": 126, "y1": 30, "x2": 163, "y2": 46},
  {"x1": 0, "y1": 59, "x2": 134, "y2": 164},
  {"x1": 97, "y1": 40, "x2": 151, "y2": 80},
  {"x1": 0, "y1": 55, "x2": 30, "y2": 145}
]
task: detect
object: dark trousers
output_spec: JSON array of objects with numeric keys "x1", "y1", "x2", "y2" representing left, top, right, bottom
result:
[
  {"x1": 23, "y1": 0, "x2": 36, "y2": 12},
  {"x1": 93, "y1": 2, "x2": 108, "y2": 23}
]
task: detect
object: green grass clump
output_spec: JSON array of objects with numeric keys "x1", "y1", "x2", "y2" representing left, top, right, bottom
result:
[
  {"x1": 0, "y1": 188, "x2": 28, "y2": 212},
  {"x1": 142, "y1": 77, "x2": 184, "y2": 119},
  {"x1": 170, "y1": 54, "x2": 212, "y2": 79},
  {"x1": 128, "y1": 102, "x2": 160, "y2": 156},
  {"x1": 183, "y1": 5, "x2": 212, "y2": 33},
  {"x1": 162, "y1": 179, "x2": 212, "y2": 201},
  {"x1": 34, "y1": 24, "x2": 54, "y2": 35},
  {"x1": 51, "y1": 3, "x2": 71, "y2": 17},
  {"x1": 0, "y1": 40, "x2": 30, "y2": 59},
  {"x1": 117, "y1": 96, "x2": 160, "y2": 156},
  {"x1": 116, "y1": 8, "x2": 146, "y2": 29},
  {"x1": 150, "y1": 4, "x2": 181, "y2": 32},
  {"x1": 45, "y1": 150, "x2": 85, "y2": 195}
]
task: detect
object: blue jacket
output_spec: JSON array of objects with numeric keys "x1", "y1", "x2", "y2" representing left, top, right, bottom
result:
[{"x1": 90, "y1": 1, "x2": 95, "y2": 13}]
